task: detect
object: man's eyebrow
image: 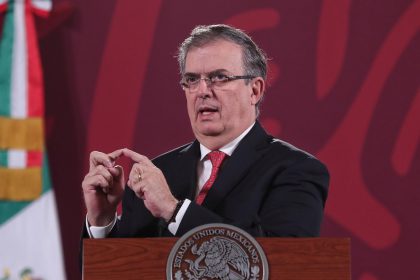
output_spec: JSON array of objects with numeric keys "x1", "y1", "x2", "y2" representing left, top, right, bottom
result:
[
  {"x1": 208, "y1": 69, "x2": 229, "y2": 75},
  {"x1": 183, "y1": 69, "x2": 229, "y2": 76},
  {"x1": 183, "y1": 72, "x2": 200, "y2": 77}
]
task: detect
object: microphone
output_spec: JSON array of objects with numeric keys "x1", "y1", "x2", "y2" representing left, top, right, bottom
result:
[
  {"x1": 253, "y1": 215, "x2": 265, "y2": 237},
  {"x1": 158, "y1": 218, "x2": 167, "y2": 237}
]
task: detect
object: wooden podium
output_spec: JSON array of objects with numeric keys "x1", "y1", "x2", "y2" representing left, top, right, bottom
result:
[{"x1": 83, "y1": 237, "x2": 350, "y2": 279}]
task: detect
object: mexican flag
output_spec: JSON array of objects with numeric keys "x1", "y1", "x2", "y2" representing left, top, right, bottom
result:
[{"x1": 0, "y1": 0, "x2": 66, "y2": 279}]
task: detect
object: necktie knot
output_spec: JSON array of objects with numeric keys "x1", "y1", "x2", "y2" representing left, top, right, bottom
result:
[
  {"x1": 208, "y1": 150, "x2": 226, "y2": 169},
  {"x1": 195, "y1": 150, "x2": 227, "y2": 205}
]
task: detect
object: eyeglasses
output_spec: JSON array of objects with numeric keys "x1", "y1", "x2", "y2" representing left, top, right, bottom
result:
[{"x1": 180, "y1": 73, "x2": 255, "y2": 92}]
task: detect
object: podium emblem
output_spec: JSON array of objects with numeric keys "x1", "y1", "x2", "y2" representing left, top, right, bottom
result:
[{"x1": 167, "y1": 223, "x2": 269, "y2": 280}]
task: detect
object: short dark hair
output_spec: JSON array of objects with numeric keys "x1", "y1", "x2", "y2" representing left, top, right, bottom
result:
[
  {"x1": 177, "y1": 24, "x2": 268, "y2": 115},
  {"x1": 178, "y1": 24, "x2": 267, "y2": 79}
]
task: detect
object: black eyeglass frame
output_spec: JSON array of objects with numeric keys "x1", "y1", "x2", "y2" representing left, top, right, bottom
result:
[{"x1": 180, "y1": 74, "x2": 256, "y2": 90}]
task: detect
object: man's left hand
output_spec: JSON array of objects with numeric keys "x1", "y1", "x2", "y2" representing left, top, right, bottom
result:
[{"x1": 122, "y1": 148, "x2": 178, "y2": 222}]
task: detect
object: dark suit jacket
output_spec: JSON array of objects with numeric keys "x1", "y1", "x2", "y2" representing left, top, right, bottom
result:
[{"x1": 106, "y1": 121, "x2": 329, "y2": 238}]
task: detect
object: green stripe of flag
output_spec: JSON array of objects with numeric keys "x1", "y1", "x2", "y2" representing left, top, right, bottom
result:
[
  {"x1": 0, "y1": 3, "x2": 14, "y2": 116},
  {"x1": 0, "y1": 150, "x2": 8, "y2": 166}
]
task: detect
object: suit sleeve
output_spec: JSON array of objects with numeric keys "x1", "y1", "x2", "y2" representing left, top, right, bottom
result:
[{"x1": 258, "y1": 157, "x2": 329, "y2": 236}]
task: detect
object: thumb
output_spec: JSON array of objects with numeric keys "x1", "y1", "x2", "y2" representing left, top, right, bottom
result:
[{"x1": 109, "y1": 165, "x2": 125, "y2": 188}]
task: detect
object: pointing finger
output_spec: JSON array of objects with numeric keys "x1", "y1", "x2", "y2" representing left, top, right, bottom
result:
[{"x1": 122, "y1": 148, "x2": 152, "y2": 166}]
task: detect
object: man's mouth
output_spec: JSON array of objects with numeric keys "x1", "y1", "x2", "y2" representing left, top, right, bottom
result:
[{"x1": 198, "y1": 106, "x2": 219, "y2": 116}]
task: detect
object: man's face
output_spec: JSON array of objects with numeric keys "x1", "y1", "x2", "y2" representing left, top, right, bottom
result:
[{"x1": 183, "y1": 39, "x2": 264, "y2": 148}]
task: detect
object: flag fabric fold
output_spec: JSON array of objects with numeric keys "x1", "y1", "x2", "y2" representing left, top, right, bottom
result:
[{"x1": 0, "y1": 0, "x2": 66, "y2": 279}]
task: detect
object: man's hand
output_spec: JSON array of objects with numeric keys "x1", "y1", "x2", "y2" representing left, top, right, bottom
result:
[
  {"x1": 123, "y1": 148, "x2": 178, "y2": 222},
  {"x1": 82, "y1": 149, "x2": 125, "y2": 226}
]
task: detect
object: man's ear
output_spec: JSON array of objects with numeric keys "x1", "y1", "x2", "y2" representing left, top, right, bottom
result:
[{"x1": 250, "y1": 77, "x2": 265, "y2": 105}]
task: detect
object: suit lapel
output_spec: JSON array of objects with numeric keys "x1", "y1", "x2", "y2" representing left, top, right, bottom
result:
[
  {"x1": 172, "y1": 140, "x2": 200, "y2": 201},
  {"x1": 202, "y1": 122, "x2": 272, "y2": 209}
]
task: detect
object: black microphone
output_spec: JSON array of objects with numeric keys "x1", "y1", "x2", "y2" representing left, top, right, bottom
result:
[
  {"x1": 253, "y1": 215, "x2": 265, "y2": 237},
  {"x1": 158, "y1": 218, "x2": 167, "y2": 237}
]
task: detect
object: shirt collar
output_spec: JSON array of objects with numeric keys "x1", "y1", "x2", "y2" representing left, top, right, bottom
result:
[{"x1": 199, "y1": 122, "x2": 255, "y2": 161}]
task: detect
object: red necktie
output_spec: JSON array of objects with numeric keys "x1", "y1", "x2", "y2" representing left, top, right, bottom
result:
[{"x1": 196, "y1": 151, "x2": 227, "y2": 205}]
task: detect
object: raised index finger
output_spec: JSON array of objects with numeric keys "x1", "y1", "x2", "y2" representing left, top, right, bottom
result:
[{"x1": 122, "y1": 148, "x2": 152, "y2": 166}]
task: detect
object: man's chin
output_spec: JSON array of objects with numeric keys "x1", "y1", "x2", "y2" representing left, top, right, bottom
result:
[{"x1": 195, "y1": 124, "x2": 223, "y2": 137}]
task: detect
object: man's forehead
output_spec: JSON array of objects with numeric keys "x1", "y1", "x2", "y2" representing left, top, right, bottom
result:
[
  {"x1": 186, "y1": 39, "x2": 242, "y2": 55},
  {"x1": 184, "y1": 40, "x2": 244, "y2": 73}
]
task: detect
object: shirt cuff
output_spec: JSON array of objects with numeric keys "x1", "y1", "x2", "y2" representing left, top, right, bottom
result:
[
  {"x1": 85, "y1": 213, "x2": 117, "y2": 238},
  {"x1": 167, "y1": 199, "x2": 191, "y2": 235}
]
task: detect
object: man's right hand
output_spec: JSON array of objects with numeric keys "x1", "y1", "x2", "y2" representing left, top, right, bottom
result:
[{"x1": 82, "y1": 149, "x2": 125, "y2": 226}]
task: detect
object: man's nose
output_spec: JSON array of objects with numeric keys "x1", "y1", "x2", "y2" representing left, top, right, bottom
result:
[{"x1": 196, "y1": 78, "x2": 213, "y2": 97}]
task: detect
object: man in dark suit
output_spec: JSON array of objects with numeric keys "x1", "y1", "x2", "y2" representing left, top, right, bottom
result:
[{"x1": 81, "y1": 24, "x2": 329, "y2": 239}]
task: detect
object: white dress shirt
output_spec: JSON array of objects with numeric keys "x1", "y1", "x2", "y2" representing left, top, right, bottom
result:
[{"x1": 87, "y1": 123, "x2": 255, "y2": 238}]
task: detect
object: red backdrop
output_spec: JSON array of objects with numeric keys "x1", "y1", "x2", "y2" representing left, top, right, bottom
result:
[{"x1": 34, "y1": 0, "x2": 420, "y2": 279}]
